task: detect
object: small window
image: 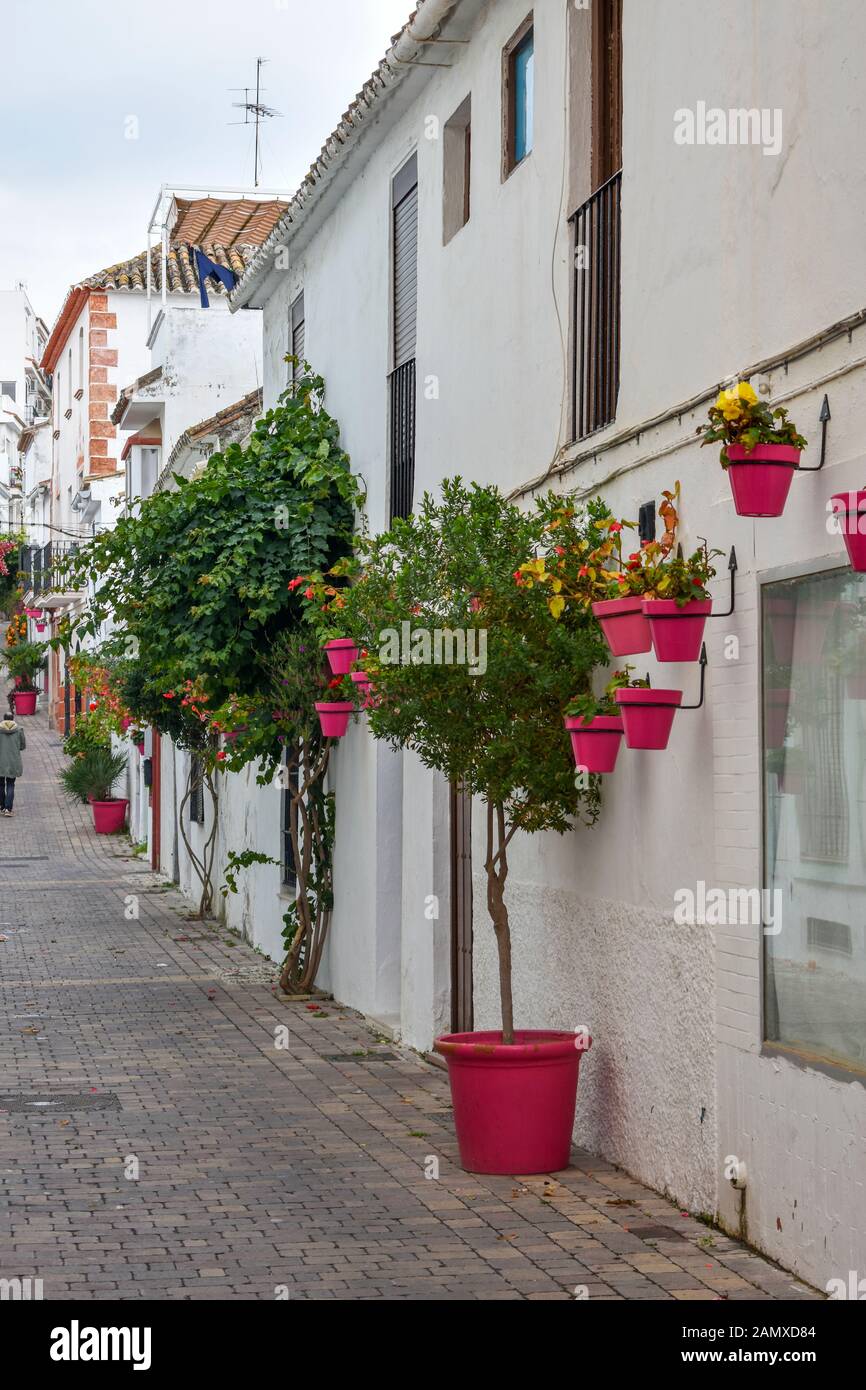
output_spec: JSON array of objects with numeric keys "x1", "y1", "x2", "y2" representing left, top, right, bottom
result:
[
  {"x1": 189, "y1": 756, "x2": 204, "y2": 824},
  {"x1": 290, "y1": 292, "x2": 305, "y2": 386},
  {"x1": 503, "y1": 15, "x2": 534, "y2": 177},
  {"x1": 0, "y1": 381, "x2": 15, "y2": 401},
  {"x1": 443, "y1": 95, "x2": 471, "y2": 244}
]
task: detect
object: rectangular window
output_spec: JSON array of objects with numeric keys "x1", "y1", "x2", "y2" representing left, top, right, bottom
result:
[
  {"x1": 281, "y1": 757, "x2": 298, "y2": 888},
  {"x1": 189, "y1": 756, "x2": 204, "y2": 825},
  {"x1": 503, "y1": 15, "x2": 534, "y2": 177},
  {"x1": 762, "y1": 567, "x2": 866, "y2": 1074},
  {"x1": 0, "y1": 381, "x2": 15, "y2": 401},
  {"x1": 389, "y1": 153, "x2": 418, "y2": 522},
  {"x1": 443, "y1": 95, "x2": 471, "y2": 244},
  {"x1": 290, "y1": 291, "x2": 305, "y2": 385}
]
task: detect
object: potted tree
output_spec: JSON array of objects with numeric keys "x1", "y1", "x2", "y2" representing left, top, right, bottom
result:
[
  {"x1": 698, "y1": 380, "x2": 807, "y2": 517},
  {"x1": 4, "y1": 639, "x2": 46, "y2": 715},
  {"x1": 60, "y1": 746, "x2": 128, "y2": 832},
  {"x1": 344, "y1": 480, "x2": 606, "y2": 1174}
]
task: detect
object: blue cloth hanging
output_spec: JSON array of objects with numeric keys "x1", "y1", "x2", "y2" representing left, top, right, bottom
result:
[{"x1": 194, "y1": 249, "x2": 237, "y2": 308}]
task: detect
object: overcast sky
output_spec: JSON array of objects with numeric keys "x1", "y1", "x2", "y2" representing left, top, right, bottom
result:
[{"x1": 1, "y1": 0, "x2": 412, "y2": 327}]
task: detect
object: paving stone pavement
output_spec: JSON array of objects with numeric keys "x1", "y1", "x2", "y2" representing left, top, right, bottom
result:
[{"x1": 0, "y1": 713, "x2": 823, "y2": 1301}]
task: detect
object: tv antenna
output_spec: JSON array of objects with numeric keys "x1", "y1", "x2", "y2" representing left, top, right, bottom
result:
[{"x1": 229, "y1": 58, "x2": 282, "y2": 187}]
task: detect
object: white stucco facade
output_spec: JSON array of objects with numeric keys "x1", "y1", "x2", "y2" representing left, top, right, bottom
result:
[{"x1": 142, "y1": 0, "x2": 866, "y2": 1291}]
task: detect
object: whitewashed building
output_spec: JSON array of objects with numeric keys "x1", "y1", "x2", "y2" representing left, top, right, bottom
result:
[
  {"x1": 0, "y1": 285, "x2": 49, "y2": 535},
  {"x1": 149, "y1": 0, "x2": 866, "y2": 1290}
]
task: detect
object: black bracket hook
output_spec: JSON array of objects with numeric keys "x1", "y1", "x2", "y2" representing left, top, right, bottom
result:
[
  {"x1": 798, "y1": 393, "x2": 830, "y2": 471},
  {"x1": 708, "y1": 546, "x2": 737, "y2": 617},
  {"x1": 680, "y1": 643, "x2": 708, "y2": 710}
]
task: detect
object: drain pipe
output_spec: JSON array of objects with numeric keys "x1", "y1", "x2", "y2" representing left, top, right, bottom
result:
[{"x1": 389, "y1": 0, "x2": 461, "y2": 66}]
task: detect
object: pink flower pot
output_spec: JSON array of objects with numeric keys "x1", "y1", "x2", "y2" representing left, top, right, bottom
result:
[
  {"x1": 563, "y1": 714, "x2": 623, "y2": 773},
  {"x1": 324, "y1": 638, "x2": 359, "y2": 676},
  {"x1": 615, "y1": 687, "x2": 682, "y2": 749},
  {"x1": 642, "y1": 598, "x2": 712, "y2": 663},
  {"x1": 433, "y1": 1030, "x2": 590, "y2": 1175},
  {"x1": 136, "y1": 741, "x2": 146, "y2": 755},
  {"x1": 315, "y1": 701, "x2": 354, "y2": 738},
  {"x1": 724, "y1": 444, "x2": 800, "y2": 517},
  {"x1": 12, "y1": 690, "x2": 37, "y2": 715},
  {"x1": 35, "y1": 622, "x2": 46, "y2": 633},
  {"x1": 591, "y1": 596, "x2": 652, "y2": 657},
  {"x1": 92, "y1": 799, "x2": 128, "y2": 834},
  {"x1": 831, "y1": 491, "x2": 866, "y2": 571},
  {"x1": 764, "y1": 687, "x2": 791, "y2": 750},
  {"x1": 350, "y1": 671, "x2": 375, "y2": 708}
]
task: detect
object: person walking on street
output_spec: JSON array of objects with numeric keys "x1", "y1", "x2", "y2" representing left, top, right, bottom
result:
[{"x1": 0, "y1": 714, "x2": 26, "y2": 816}]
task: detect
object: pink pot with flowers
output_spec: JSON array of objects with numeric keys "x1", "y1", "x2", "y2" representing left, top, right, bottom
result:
[
  {"x1": 724, "y1": 444, "x2": 800, "y2": 518},
  {"x1": 315, "y1": 701, "x2": 354, "y2": 738},
  {"x1": 351, "y1": 670, "x2": 375, "y2": 709},
  {"x1": 615, "y1": 687, "x2": 682, "y2": 750},
  {"x1": 591, "y1": 596, "x2": 651, "y2": 657},
  {"x1": 642, "y1": 598, "x2": 712, "y2": 663},
  {"x1": 563, "y1": 714, "x2": 623, "y2": 774},
  {"x1": 324, "y1": 638, "x2": 359, "y2": 676}
]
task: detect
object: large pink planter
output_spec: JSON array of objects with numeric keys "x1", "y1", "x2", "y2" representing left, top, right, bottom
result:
[
  {"x1": 831, "y1": 491, "x2": 866, "y2": 571},
  {"x1": 92, "y1": 799, "x2": 128, "y2": 834},
  {"x1": 591, "y1": 596, "x2": 651, "y2": 657},
  {"x1": 315, "y1": 701, "x2": 353, "y2": 738},
  {"x1": 724, "y1": 444, "x2": 800, "y2": 517},
  {"x1": 323, "y1": 638, "x2": 359, "y2": 676},
  {"x1": 563, "y1": 714, "x2": 623, "y2": 773},
  {"x1": 643, "y1": 598, "x2": 711, "y2": 663},
  {"x1": 434, "y1": 1030, "x2": 590, "y2": 1174},
  {"x1": 615, "y1": 687, "x2": 682, "y2": 749},
  {"x1": 12, "y1": 690, "x2": 37, "y2": 715}
]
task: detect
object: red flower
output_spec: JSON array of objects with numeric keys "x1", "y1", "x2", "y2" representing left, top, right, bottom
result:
[
  {"x1": 578, "y1": 566, "x2": 589, "y2": 578},
  {"x1": 627, "y1": 561, "x2": 641, "y2": 572},
  {"x1": 88, "y1": 701, "x2": 97, "y2": 711},
  {"x1": 287, "y1": 576, "x2": 305, "y2": 591},
  {"x1": 304, "y1": 587, "x2": 316, "y2": 600},
  {"x1": 216, "y1": 750, "x2": 227, "y2": 762},
  {"x1": 327, "y1": 676, "x2": 342, "y2": 689},
  {"x1": 554, "y1": 546, "x2": 565, "y2": 556},
  {"x1": 609, "y1": 521, "x2": 623, "y2": 533},
  {"x1": 163, "y1": 691, "x2": 175, "y2": 699},
  {"x1": 628, "y1": 552, "x2": 641, "y2": 563},
  {"x1": 691, "y1": 577, "x2": 702, "y2": 586}
]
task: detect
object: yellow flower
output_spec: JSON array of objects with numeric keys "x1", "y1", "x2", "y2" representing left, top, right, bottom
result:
[{"x1": 736, "y1": 381, "x2": 757, "y2": 405}]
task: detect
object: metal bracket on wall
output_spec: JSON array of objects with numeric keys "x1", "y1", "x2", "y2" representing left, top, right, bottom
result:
[
  {"x1": 708, "y1": 546, "x2": 738, "y2": 617},
  {"x1": 679, "y1": 643, "x2": 708, "y2": 710},
  {"x1": 798, "y1": 393, "x2": 830, "y2": 471}
]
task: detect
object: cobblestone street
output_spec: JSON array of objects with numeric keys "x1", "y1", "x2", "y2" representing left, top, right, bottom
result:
[{"x1": 0, "y1": 714, "x2": 822, "y2": 1301}]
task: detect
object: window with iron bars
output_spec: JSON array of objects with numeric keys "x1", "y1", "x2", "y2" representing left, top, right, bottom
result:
[
  {"x1": 189, "y1": 756, "x2": 204, "y2": 825},
  {"x1": 281, "y1": 757, "x2": 298, "y2": 888}
]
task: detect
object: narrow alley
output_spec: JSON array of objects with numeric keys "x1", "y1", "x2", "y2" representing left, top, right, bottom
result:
[{"x1": 0, "y1": 715, "x2": 822, "y2": 1302}]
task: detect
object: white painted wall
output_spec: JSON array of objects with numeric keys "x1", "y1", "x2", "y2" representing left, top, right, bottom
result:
[{"x1": 226, "y1": 0, "x2": 866, "y2": 1290}]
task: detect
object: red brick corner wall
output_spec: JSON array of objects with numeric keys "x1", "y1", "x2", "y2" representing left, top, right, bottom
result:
[{"x1": 87, "y1": 292, "x2": 118, "y2": 477}]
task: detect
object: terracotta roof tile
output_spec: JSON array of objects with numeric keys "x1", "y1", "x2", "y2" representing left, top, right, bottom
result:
[{"x1": 82, "y1": 242, "x2": 256, "y2": 296}]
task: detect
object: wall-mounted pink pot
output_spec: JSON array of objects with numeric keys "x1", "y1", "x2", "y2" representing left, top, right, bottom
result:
[
  {"x1": 614, "y1": 686, "x2": 682, "y2": 749},
  {"x1": 642, "y1": 598, "x2": 711, "y2": 663},
  {"x1": 563, "y1": 714, "x2": 623, "y2": 773},
  {"x1": 591, "y1": 595, "x2": 651, "y2": 656},
  {"x1": 725, "y1": 443, "x2": 800, "y2": 517}
]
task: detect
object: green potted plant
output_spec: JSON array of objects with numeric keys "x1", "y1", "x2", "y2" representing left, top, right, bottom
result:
[
  {"x1": 4, "y1": 639, "x2": 46, "y2": 714},
  {"x1": 343, "y1": 479, "x2": 606, "y2": 1175},
  {"x1": 640, "y1": 535, "x2": 722, "y2": 663},
  {"x1": 60, "y1": 746, "x2": 128, "y2": 833},
  {"x1": 563, "y1": 668, "x2": 635, "y2": 774},
  {"x1": 697, "y1": 380, "x2": 807, "y2": 517}
]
